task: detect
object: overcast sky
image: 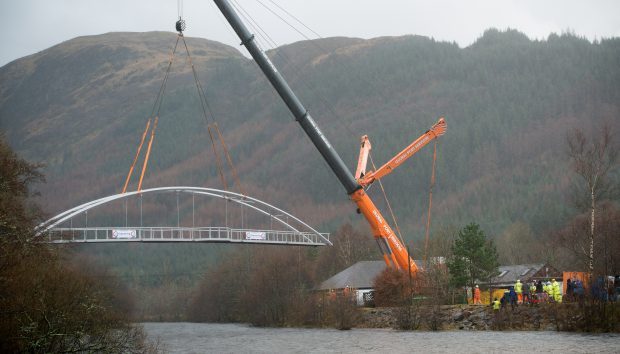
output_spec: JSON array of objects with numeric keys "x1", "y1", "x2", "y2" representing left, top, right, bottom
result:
[{"x1": 1, "y1": 0, "x2": 619, "y2": 67}]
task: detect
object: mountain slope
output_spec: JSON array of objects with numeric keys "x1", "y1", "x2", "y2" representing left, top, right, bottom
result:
[{"x1": 1, "y1": 29, "x2": 619, "y2": 242}]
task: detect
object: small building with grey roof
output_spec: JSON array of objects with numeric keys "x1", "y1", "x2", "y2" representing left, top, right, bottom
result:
[
  {"x1": 487, "y1": 263, "x2": 561, "y2": 288},
  {"x1": 317, "y1": 260, "x2": 426, "y2": 305}
]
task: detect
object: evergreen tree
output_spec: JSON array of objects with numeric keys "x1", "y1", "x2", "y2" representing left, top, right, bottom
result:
[{"x1": 447, "y1": 223, "x2": 499, "y2": 302}]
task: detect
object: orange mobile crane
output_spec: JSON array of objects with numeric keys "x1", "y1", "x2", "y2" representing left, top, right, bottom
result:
[
  {"x1": 214, "y1": 0, "x2": 446, "y2": 275},
  {"x1": 352, "y1": 119, "x2": 446, "y2": 273}
]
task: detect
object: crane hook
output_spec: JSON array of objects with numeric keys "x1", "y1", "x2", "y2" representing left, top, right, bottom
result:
[
  {"x1": 176, "y1": 0, "x2": 185, "y2": 34},
  {"x1": 176, "y1": 18, "x2": 186, "y2": 34}
]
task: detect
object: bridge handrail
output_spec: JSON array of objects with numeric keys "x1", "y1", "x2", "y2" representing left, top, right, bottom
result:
[
  {"x1": 45, "y1": 226, "x2": 329, "y2": 245},
  {"x1": 36, "y1": 187, "x2": 331, "y2": 245}
]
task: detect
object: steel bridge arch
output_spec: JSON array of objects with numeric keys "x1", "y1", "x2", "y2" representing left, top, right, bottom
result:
[{"x1": 36, "y1": 186, "x2": 331, "y2": 245}]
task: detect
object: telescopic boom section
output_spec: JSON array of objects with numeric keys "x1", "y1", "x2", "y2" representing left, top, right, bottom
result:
[
  {"x1": 213, "y1": 0, "x2": 442, "y2": 274},
  {"x1": 213, "y1": 0, "x2": 358, "y2": 195},
  {"x1": 355, "y1": 135, "x2": 372, "y2": 180},
  {"x1": 358, "y1": 118, "x2": 446, "y2": 188}
]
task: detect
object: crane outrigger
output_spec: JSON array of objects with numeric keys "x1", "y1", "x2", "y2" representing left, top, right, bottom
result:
[{"x1": 213, "y1": 0, "x2": 446, "y2": 274}]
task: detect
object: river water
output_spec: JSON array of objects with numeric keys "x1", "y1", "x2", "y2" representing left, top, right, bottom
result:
[{"x1": 143, "y1": 322, "x2": 620, "y2": 353}]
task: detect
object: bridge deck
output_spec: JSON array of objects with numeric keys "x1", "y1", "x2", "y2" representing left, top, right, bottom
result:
[{"x1": 43, "y1": 227, "x2": 329, "y2": 246}]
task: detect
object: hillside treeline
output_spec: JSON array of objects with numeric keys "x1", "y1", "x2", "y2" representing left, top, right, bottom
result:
[{"x1": 2, "y1": 30, "x2": 619, "y2": 240}]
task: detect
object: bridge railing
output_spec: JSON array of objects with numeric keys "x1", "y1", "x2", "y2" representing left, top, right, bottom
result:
[{"x1": 44, "y1": 227, "x2": 329, "y2": 246}]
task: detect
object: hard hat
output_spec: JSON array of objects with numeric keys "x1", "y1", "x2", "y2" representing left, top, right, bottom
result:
[
  {"x1": 517, "y1": 279, "x2": 521, "y2": 282},
  {"x1": 552, "y1": 279, "x2": 556, "y2": 282},
  {"x1": 475, "y1": 285, "x2": 479, "y2": 288}
]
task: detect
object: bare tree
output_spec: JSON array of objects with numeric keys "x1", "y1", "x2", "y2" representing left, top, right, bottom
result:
[
  {"x1": 496, "y1": 221, "x2": 548, "y2": 265},
  {"x1": 554, "y1": 202, "x2": 620, "y2": 275},
  {"x1": 425, "y1": 225, "x2": 457, "y2": 260},
  {"x1": 372, "y1": 268, "x2": 410, "y2": 307},
  {"x1": 553, "y1": 213, "x2": 592, "y2": 271},
  {"x1": 315, "y1": 223, "x2": 377, "y2": 280},
  {"x1": 566, "y1": 124, "x2": 618, "y2": 276}
]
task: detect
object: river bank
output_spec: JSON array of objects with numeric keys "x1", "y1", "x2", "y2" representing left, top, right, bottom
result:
[{"x1": 356, "y1": 303, "x2": 619, "y2": 332}]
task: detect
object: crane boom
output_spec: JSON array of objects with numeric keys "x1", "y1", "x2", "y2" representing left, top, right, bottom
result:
[
  {"x1": 213, "y1": 0, "x2": 444, "y2": 274},
  {"x1": 213, "y1": 0, "x2": 358, "y2": 195},
  {"x1": 358, "y1": 118, "x2": 446, "y2": 187}
]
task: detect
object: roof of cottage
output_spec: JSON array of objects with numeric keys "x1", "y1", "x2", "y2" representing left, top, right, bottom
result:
[
  {"x1": 318, "y1": 261, "x2": 386, "y2": 290},
  {"x1": 487, "y1": 263, "x2": 560, "y2": 287},
  {"x1": 317, "y1": 259, "x2": 428, "y2": 290}
]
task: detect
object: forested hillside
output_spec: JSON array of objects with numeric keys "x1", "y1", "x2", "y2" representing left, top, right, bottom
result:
[{"x1": 1, "y1": 30, "x2": 619, "y2": 295}]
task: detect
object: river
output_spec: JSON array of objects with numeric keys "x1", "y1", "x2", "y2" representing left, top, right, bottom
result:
[{"x1": 143, "y1": 322, "x2": 620, "y2": 353}]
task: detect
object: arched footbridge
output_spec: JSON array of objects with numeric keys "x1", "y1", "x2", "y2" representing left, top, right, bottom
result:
[{"x1": 36, "y1": 187, "x2": 330, "y2": 246}]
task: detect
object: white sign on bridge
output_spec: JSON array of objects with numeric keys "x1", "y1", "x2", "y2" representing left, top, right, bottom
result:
[
  {"x1": 245, "y1": 231, "x2": 266, "y2": 240},
  {"x1": 112, "y1": 229, "x2": 137, "y2": 239}
]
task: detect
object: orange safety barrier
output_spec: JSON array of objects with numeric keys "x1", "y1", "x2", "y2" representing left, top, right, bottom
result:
[{"x1": 563, "y1": 271, "x2": 590, "y2": 294}]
